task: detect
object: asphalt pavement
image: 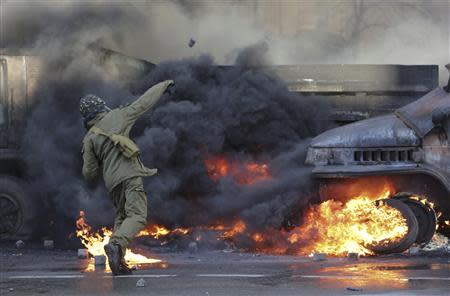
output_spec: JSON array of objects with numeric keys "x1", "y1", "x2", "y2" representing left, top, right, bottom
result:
[{"x1": 1, "y1": 244, "x2": 449, "y2": 295}]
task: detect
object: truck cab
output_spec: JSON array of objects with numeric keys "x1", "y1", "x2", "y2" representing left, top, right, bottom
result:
[{"x1": 306, "y1": 82, "x2": 450, "y2": 247}]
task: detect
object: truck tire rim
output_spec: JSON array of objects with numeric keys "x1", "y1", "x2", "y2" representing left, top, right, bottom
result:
[
  {"x1": 368, "y1": 199, "x2": 419, "y2": 254},
  {"x1": 0, "y1": 193, "x2": 22, "y2": 235}
]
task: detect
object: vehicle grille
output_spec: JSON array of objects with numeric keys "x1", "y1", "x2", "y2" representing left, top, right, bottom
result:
[{"x1": 353, "y1": 149, "x2": 414, "y2": 163}]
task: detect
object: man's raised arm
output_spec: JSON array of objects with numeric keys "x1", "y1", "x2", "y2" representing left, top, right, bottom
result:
[{"x1": 122, "y1": 80, "x2": 174, "y2": 122}]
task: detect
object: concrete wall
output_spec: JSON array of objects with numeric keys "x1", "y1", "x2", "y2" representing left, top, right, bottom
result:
[{"x1": 249, "y1": 0, "x2": 450, "y2": 83}]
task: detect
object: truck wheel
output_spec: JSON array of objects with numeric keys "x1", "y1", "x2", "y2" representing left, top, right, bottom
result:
[
  {"x1": 368, "y1": 199, "x2": 419, "y2": 255},
  {"x1": 393, "y1": 192, "x2": 437, "y2": 245},
  {"x1": 0, "y1": 176, "x2": 36, "y2": 240}
]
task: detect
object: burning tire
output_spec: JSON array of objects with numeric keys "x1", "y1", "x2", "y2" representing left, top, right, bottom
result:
[
  {"x1": 393, "y1": 192, "x2": 437, "y2": 245},
  {"x1": 369, "y1": 199, "x2": 419, "y2": 254},
  {"x1": 0, "y1": 176, "x2": 36, "y2": 240}
]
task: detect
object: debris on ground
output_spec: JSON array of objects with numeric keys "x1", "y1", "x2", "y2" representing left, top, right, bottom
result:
[
  {"x1": 347, "y1": 252, "x2": 359, "y2": 260},
  {"x1": 188, "y1": 38, "x2": 196, "y2": 48},
  {"x1": 136, "y1": 278, "x2": 146, "y2": 287},
  {"x1": 15, "y1": 240, "x2": 25, "y2": 249},
  {"x1": 312, "y1": 253, "x2": 327, "y2": 261},
  {"x1": 94, "y1": 255, "x2": 106, "y2": 266},
  {"x1": 346, "y1": 287, "x2": 363, "y2": 292},
  {"x1": 223, "y1": 242, "x2": 236, "y2": 253},
  {"x1": 77, "y1": 249, "x2": 89, "y2": 259},
  {"x1": 420, "y1": 234, "x2": 450, "y2": 253},
  {"x1": 409, "y1": 246, "x2": 420, "y2": 255},
  {"x1": 43, "y1": 240, "x2": 54, "y2": 250}
]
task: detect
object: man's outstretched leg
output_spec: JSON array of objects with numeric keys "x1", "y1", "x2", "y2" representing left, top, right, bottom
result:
[{"x1": 105, "y1": 177, "x2": 147, "y2": 275}]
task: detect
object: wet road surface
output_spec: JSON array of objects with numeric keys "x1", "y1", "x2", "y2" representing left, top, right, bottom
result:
[{"x1": 1, "y1": 245, "x2": 449, "y2": 295}]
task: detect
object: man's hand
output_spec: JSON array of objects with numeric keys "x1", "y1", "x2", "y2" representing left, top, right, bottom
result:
[{"x1": 122, "y1": 80, "x2": 175, "y2": 123}]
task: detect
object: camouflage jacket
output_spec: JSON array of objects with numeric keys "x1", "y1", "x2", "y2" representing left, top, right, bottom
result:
[{"x1": 82, "y1": 80, "x2": 173, "y2": 191}]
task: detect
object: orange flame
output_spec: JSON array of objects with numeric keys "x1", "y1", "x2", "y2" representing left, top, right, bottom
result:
[
  {"x1": 77, "y1": 175, "x2": 444, "y2": 258},
  {"x1": 137, "y1": 224, "x2": 189, "y2": 239},
  {"x1": 75, "y1": 211, "x2": 161, "y2": 265},
  {"x1": 194, "y1": 180, "x2": 413, "y2": 257},
  {"x1": 204, "y1": 155, "x2": 270, "y2": 185},
  {"x1": 129, "y1": 181, "x2": 412, "y2": 257},
  {"x1": 252, "y1": 233, "x2": 264, "y2": 243},
  {"x1": 287, "y1": 189, "x2": 409, "y2": 256},
  {"x1": 220, "y1": 220, "x2": 246, "y2": 238}
]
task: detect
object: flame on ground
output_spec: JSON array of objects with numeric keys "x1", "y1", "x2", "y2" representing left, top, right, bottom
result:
[
  {"x1": 76, "y1": 211, "x2": 161, "y2": 265},
  {"x1": 199, "y1": 163, "x2": 416, "y2": 256},
  {"x1": 287, "y1": 193, "x2": 408, "y2": 256},
  {"x1": 198, "y1": 180, "x2": 410, "y2": 257},
  {"x1": 77, "y1": 175, "x2": 448, "y2": 258},
  {"x1": 130, "y1": 188, "x2": 409, "y2": 257},
  {"x1": 220, "y1": 220, "x2": 246, "y2": 239},
  {"x1": 204, "y1": 155, "x2": 270, "y2": 185},
  {"x1": 137, "y1": 224, "x2": 189, "y2": 239}
]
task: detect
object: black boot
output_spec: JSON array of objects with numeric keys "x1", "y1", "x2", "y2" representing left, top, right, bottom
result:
[
  {"x1": 118, "y1": 255, "x2": 133, "y2": 275},
  {"x1": 104, "y1": 243, "x2": 121, "y2": 276},
  {"x1": 119, "y1": 263, "x2": 133, "y2": 275}
]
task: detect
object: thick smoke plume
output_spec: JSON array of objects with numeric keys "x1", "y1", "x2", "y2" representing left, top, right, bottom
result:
[
  {"x1": 3, "y1": 3, "x2": 332, "y2": 243},
  {"x1": 133, "y1": 54, "x2": 330, "y2": 230}
]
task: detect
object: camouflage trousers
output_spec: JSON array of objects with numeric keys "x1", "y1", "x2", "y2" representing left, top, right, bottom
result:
[{"x1": 109, "y1": 177, "x2": 147, "y2": 254}]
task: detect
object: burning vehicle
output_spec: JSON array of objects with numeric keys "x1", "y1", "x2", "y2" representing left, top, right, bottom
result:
[{"x1": 306, "y1": 77, "x2": 450, "y2": 254}]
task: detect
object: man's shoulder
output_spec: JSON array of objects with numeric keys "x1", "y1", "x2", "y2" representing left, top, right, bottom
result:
[
  {"x1": 96, "y1": 108, "x2": 127, "y2": 133},
  {"x1": 99, "y1": 108, "x2": 124, "y2": 122}
]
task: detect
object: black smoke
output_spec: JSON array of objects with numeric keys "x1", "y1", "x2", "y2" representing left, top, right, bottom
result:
[
  {"x1": 12, "y1": 4, "x2": 332, "y2": 244},
  {"x1": 132, "y1": 54, "x2": 330, "y2": 231}
]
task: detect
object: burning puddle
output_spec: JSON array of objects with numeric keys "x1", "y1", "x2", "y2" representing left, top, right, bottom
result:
[{"x1": 76, "y1": 211, "x2": 164, "y2": 272}]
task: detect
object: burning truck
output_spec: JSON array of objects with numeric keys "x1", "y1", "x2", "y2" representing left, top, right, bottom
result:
[{"x1": 306, "y1": 82, "x2": 450, "y2": 253}]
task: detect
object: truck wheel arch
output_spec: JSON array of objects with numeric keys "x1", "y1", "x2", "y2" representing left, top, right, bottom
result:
[{"x1": 317, "y1": 172, "x2": 450, "y2": 218}]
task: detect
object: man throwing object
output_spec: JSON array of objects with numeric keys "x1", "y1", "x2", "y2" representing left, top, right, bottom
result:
[{"x1": 80, "y1": 80, "x2": 174, "y2": 275}]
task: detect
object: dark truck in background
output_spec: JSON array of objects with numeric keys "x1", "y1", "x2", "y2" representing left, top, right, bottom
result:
[
  {"x1": 0, "y1": 55, "x2": 43, "y2": 240},
  {"x1": 0, "y1": 52, "x2": 440, "y2": 240},
  {"x1": 272, "y1": 64, "x2": 438, "y2": 124}
]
